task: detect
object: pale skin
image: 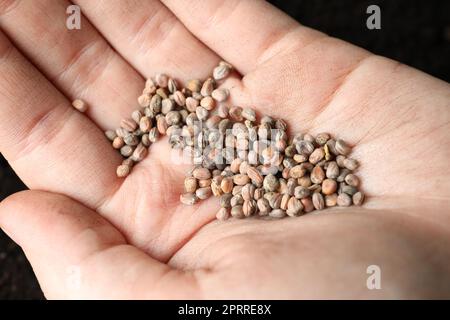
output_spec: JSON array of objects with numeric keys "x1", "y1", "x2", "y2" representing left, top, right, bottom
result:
[{"x1": 0, "y1": 0, "x2": 449, "y2": 299}]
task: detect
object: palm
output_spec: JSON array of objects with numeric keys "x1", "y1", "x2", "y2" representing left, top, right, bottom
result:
[{"x1": 0, "y1": 0, "x2": 449, "y2": 299}]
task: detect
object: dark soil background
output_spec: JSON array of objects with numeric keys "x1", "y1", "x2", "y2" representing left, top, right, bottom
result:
[{"x1": 0, "y1": 0, "x2": 449, "y2": 300}]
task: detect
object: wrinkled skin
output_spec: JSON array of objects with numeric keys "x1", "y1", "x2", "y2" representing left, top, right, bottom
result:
[{"x1": 0, "y1": 0, "x2": 449, "y2": 299}]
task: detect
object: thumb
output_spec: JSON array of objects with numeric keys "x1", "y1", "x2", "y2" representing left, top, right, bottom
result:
[{"x1": 0, "y1": 190, "x2": 200, "y2": 299}]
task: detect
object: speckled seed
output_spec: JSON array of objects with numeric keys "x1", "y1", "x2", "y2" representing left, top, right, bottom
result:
[
  {"x1": 335, "y1": 139, "x2": 352, "y2": 155},
  {"x1": 298, "y1": 176, "x2": 312, "y2": 188},
  {"x1": 184, "y1": 177, "x2": 197, "y2": 193},
  {"x1": 290, "y1": 165, "x2": 307, "y2": 179},
  {"x1": 296, "y1": 141, "x2": 315, "y2": 155},
  {"x1": 232, "y1": 185, "x2": 243, "y2": 196},
  {"x1": 217, "y1": 104, "x2": 229, "y2": 118},
  {"x1": 131, "y1": 144, "x2": 148, "y2": 162},
  {"x1": 229, "y1": 106, "x2": 243, "y2": 121},
  {"x1": 294, "y1": 186, "x2": 310, "y2": 199},
  {"x1": 180, "y1": 193, "x2": 198, "y2": 205},
  {"x1": 192, "y1": 167, "x2": 211, "y2": 180},
  {"x1": 246, "y1": 166, "x2": 263, "y2": 185},
  {"x1": 325, "y1": 194, "x2": 338, "y2": 207},
  {"x1": 221, "y1": 177, "x2": 234, "y2": 193},
  {"x1": 233, "y1": 174, "x2": 250, "y2": 186},
  {"x1": 211, "y1": 179, "x2": 223, "y2": 197},
  {"x1": 263, "y1": 174, "x2": 279, "y2": 192},
  {"x1": 286, "y1": 197, "x2": 303, "y2": 217},
  {"x1": 211, "y1": 88, "x2": 229, "y2": 102},
  {"x1": 321, "y1": 179, "x2": 337, "y2": 195},
  {"x1": 138, "y1": 94, "x2": 151, "y2": 107},
  {"x1": 257, "y1": 198, "x2": 270, "y2": 215},
  {"x1": 352, "y1": 191, "x2": 365, "y2": 206},
  {"x1": 345, "y1": 174, "x2": 360, "y2": 187},
  {"x1": 312, "y1": 193, "x2": 325, "y2": 210},
  {"x1": 337, "y1": 193, "x2": 352, "y2": 207},
  {"x1": 121, "y1": 118, "x2": 138, "y2": 132},
  {"x1": 220, "y1": 194, "x2": 233, "y2": 208},
  {"x1": 337, "y1": 169, "x2": 350, "y2": 182},
  {"x1": 196, "y1": 187, "x2": 212, "y2": 200},
  {"x1": 310, "y1": 164, "x2": 325, "y2": 184},
  {"x1": 336, "y1": 155, "x2": 346, "y2": 168},
  {"x1": 213, "y1": 62, "x2": 232, "y2": 80},
  {"x1": 112, "y1": 136, "x2": 124, "y2": 149},
  {"x1": 242, "y1": 108, "x2": 256, "y2": 121},
  {"x1": 231, "y1": 195, "x2": 244, "y2": 207},
  {"x1": 124, "y1": 134, "x2": 139, "y2": 146},
  {"x1": 326, "y1": 161, "x2": 340, "y2": 179},
  {"x1": 341, "y1": 185, "x2": 358, "y2": 196},
  {"x1": 139, "y1": 116, "x2": 152, "y2": 133},
  {"x1": 243, "y1": 200, "x2": 257, "y2": 217},
  {"x1": 187, "y1": 79, "x2": 202, "y2": 92},
  {"x1": 269, "y1": 209, "x2": 286, "y2": 218},
  {"x1": 242, "y1": 184, "x2": 256, "y2": 201},
  {"x1": 120, "y1": 145, "x2": 134, "y2": 157},
  {"x1": 156, "y1": 116, "x2": 168, "y2": 135},
  {"x1": 315, "y1": 133, "x2": 330, "y2": 145},
  {"x1": 343, "y1": 158, "x2": 359, "y2": 170},
  {"x1": 200, "y1": 96, "x2": 215, "y2": 110},
  {"x1": 231, "y1": 205, "x2": 244, "y2": 219},
  {"x1": 216, "y1": 207, "x2": 230, "y2": 221},
  {"x1": 116, "y1": 164, "x2": 130, "y2": 178},
  {"x1": 196, "y1": 106, "x2": 209, "y2": 121}
]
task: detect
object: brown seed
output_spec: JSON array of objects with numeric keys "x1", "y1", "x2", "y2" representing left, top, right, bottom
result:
[
  {"x1": 345, "y1": 174, "x2": 360, "y2": 187},
  {"x1": 139, "y1": 116, "x2": 152, "y2": 133},
  {"x1": 161, "y1": 98, "x2": 175, "y2": 114},
  {"x1": 310, "y1": 166, "x2": 325, "y2": 184},
  {"x1": 184, "y1": 177, "x2": 197, "y2": 193},
  {"x1": 352, "y1": 191, "x2": 365, "y2": 206},
  {"x1": 287, "y1": 197, "x2": 303, "y2": 217},
  {"x1": 337, "y1": 168, "x2": 350, "y2": 182},
  {"x1": 200, "y1": 78, "x2": 215, "y2": 96},
  {"x1": 229, "y1": 106, "x2": 243, "y2": 121},
  {"x1": 243, "y1": 200, "x2": 257, "y2": 217},
  {"x1": 217, "y1": 104, "x2": 229, "y2": 118},
  {"x1": 156, "y1": 116, "x2": 168, "y2": 135},
  {"x1": 180, "y1": 193, "x2": 198, "y2": 205},
  {"x1": 263, "y1": 174, "x2": 279, "y2": 192},
  {"x1": 257, "y1": 198, "x2": 270, "y2": 215},
  {"x1": 155, "y1": 73, "x2": 169, "y2": 88},
  {"x1": 187, "y1": 79, "x2": 202, "y2": 92},
  {"x1": 232, "y1": 185, "x2": 243, "y2": 195},
  {"x1": 221, "y1": 177, "x2": 234, "y2": 193},
  {"x1": 196, "y1": 106, "x2": 209, "y2": 121},
  {"x1": 122, "y1": 158, "x2": 134, "y2": 168},
  {"x1": 211, "y1": 179, "x2": 223, "y2": 196},
  {"x1": 254, "y1": 188, "x2": 264, "y2": 200},
  {"x1": 325, "y1": 194, "x2": 338, "y2": 207},
  {"x1": 312, "y1": 193, "x2": 325, "y2": 210},
  {"x1": 193, "y1": 167, "x2": 211, "y2": 180},
  {"x1": 216, "y1": 207, "x2": 230, "y2": 221},
  {"x1": 337, "y1": 193, "x2": 352, "y2": 207},
  {"x1": 211, "y1": 88, "x2": 229, "y2": 102},
  {"x1": 72, "y1": 99, "x2": 88, "y2": 112},
  {"x1": 185, "y1": 97, "x2": 199, "y2": 112},
  {"x1": 124, "y1": 134, "x2": 139, "y2": 146},
  {"x1": 309, "y1": 148, "x2": 325, "y2": 164},
  {"x1": 343, "y1": 158, "x2": 359, "y2": 171},
  {"x1": 173, "y1": 91, "x2": 186, "y2": 106},
  {"x1": 148, "y1": 127, "x2": 159, "y2": 143},
  {"x1": 121, "y1": 118, "x2": 138, "y2": 132},
  {"x1": 294, "y1": 186, "x2": 310, "y2": 199},
  {"x1": 220, "y1": 194, "x2": 233, "y2": 208},
  {"x1": 168, "y1": 78, "x2": 178, "y2": 93},
  {"x1": 230, "y1": 158, "x2": 242, "y2": 173},
  {"x1": 321, "y1": 179, "x2": 338, "y2": 195},
  {"x1": 112, "y1": 136, "x2": 125, "y2": 149},
  {"x1": 269, "y1": 209, "x2": 286, "y2": 218},
  {"x1": 231, "y1": 194, "x2": 244, "y2": 207},
  {"x1": 315, "y1": 133, "x2": 330, "y2": 145},
  {"x1": 298, "y1": 176, "x2": 312, "y2": 188},
  {"x1": 326, "y1": 161, "x2": 340, "y2": 179},
  {"x1": 233, "y1": 174, "x2": 250, "y2": 186},
  {"x1": 290, "y1": 165, "x2": 307, "y2": 179},
  {"x1": 335, "y1": 139, "x2": 352, "y2": 155},
  {"x1": 131, "y1": 143, "x2": 148, "y2": 162},
  {"x1": 213, "y1": 62, "x2": 232, "y2": 80},
  {"x1": 246, "y1": 166, "x2": 263, "y2": 185},
  {"x1": 293, "y1": 154, "x2": 308, "y2": 163},
  {"x1": 280, "y1": 194, "x2": 290, "y2": 210},
  {"x1": 231, "y1": 205, "x2": 244, "y2": 219},
  {"x1": 341, "y1": 185, "x2": 358, "y2": 196},
  {"x1": 266, "y1": 192, "x2": 282, "y2": 209},
  {"x1": 116, "y1": 164, "x2": 130, "y2": 178},
  {"x1": 198, "y1": 179, "x2": 211, "y2": 188},
  {"x1": 296, "y1": 140, "x2": 315, "y2": 155},
  {"x1": 196, "y1": 187, "x2": 212, "y2": 200},
  {"x1": 200, "y1": 96, "x2": 215, "y2": 110},
  {"x1": 301, "y1": 197, "x2": 315, "y2": 213}
]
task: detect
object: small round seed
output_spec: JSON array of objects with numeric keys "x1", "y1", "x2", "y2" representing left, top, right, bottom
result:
[
  {"x1": 211, "y1": 88, "x2": 229, "y2": 102},
  {"x1": 343, "y1": 158, "x2": 359, "y2": 170},
  {"x1": 337, "y1": 193, "x2": 352, "y2": 207},
  {"x1": 298, "y1": 176, "x2": 312, "y2": 188},
  {"x1": 345, "y1": 174, "x2": 360, "y2": 187},
  {"x1": 230, "y1": 205, "x2": 244, "y2": 219},
  {"x1": 326, "y1": 161, "x2": 340, "y2": 179},
  {"x1": 185, "y1": 97, "x2": 199, "y2": 112},
  {"x1": 220, "y1": 194, "x2": 233, "y2": 208},
  {"x1": 139, "y1": 116, "x2": 152, "y2": 133},
  {"x1": 213, "y1": 62, "x2": 232, "y2": 80},
  {"x1": 121, "y1": 118, "x2": 138, "y2": 132},
  {"x1": 286, "y1": 197, "x2": 303, "y2": 217},
  {"x1": 231, "y1": 194, "x2": 244, "y2": 207},
  {"x1": 112, "y1": 136, "x2": 125, "y2": 149},
  {"x1": 217, "y1": 104, "x2": 229, "y2": 118},
  {"x1": 116, "y1": 164, "x2": 130, "y2": 178},
  {"x1": 120, "y1": 145, "x2": 134, "y2": 157},
  {"x1": 173, "y1": 91, "x2": 186, "y2": 106},
  {"x1": 352, "y1": 191, "x2": 365, "y2": 206},
  {"x1": 200, "y1": 96, "x2": 215, "y2": 110},
  {"x1": 243, "y1": 200, "x2": 257, "y2": 217},
  {"x1": 192, "y1": 167, "x2": 211, "y2": 180},
  {"x1": 246, "y1": 166, "x2": 263, "y2": 185},
  {"x1": 310, "y1": 166, "x2": 325, "y2": 184},
  {"x1": 290, "y1": 165, "x2": 307, "y2": 179},
  {"x1": 168, "y1": 78, "x2": 178, "y2": 93},
  {"x1": 155, "y1": 73, "x2": 169, "y2": 88},
  {"x1": 294, "y1": 186, "x2": 310, "y2": 199},
  {"x1": 322, "y1": 179, "x2": 338, "y2": 195},
  {"x1": 184, "y1": 177, "x2": 198, "y2": 193},
  {"x1": 72, "y1": 99, "x2": 88, "y2": 112},
  {"x1": 221, "y1": 177, "x2": 234, "y2": 193},
  {"x1": 301, "y1": 197, "x2": 314, "y2": 213},
  {"x1": 131, "y1": 143, "x2": 148, "y2": 162},
  {"x1": 216, "y1": 207, "x2": 230, "y2": 221},
  {"x1": 335, "y1": 139, "x2": 352, "y2": 155},
  {"x1": 233, "y1": 174, "x2": 250, "y2": 186},
  {"x1": 200, "y1": 78, "x2": 215, "y2": 96},
  {"x1": 187, "y1": 79, "x2": 202, "y2": 92},
  {"x1": 309, "y1": 148, "x2": 325, "y2": 164},
  {"x1": 325, "y1": 194, "x2": 338, "y2": 207},
  {"x1": 315, "y1": 133, "x2": 330, "y2": 145},
  {"x1": 312, "y1": 193, "x2": 325, "y2": 210},
  {"x1": 105, "y1": 130, "x2": 117, "y2": 141},
  {"x1": 138, "y1": 94, "x2": 151, "y2": 107},
  {"x1": 269, "y1": 209, "x2": 286, "y2": 218},
  {"x1": 242, "y1": 108, "x2": 256, "y2": 121},
  {"x1": 180, "y1": 193, "x2": 198, "y2": 205},
  {"x1": 229, "y1": 106, "x2": 243, "y2": 121},
  {"x1": 196, "y1": 187, "x2": 212, "y2": 200},
  {"x1": 263, "y1": 174, "x2": 279, "y2": 192}
]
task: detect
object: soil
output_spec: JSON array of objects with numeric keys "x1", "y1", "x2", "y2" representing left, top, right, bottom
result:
[{"x1": 0, "y1": 0, "x2": 449, "y2": 299}]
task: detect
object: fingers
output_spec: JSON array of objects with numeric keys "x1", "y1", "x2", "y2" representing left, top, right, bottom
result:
[
  {"x1": 0, "y1": 0, "x2": 145, "y2": 129},
  {"x1": 0, "y1": 31, "x2": 120, "y2": 209},
  {"x1": 161, "y1": 0, "x2": 324, "y2": 74},
  {"x1": 0, "y1": 190, "x2": 201, "y2": 299},
  {"x1": 73, "y1": 0, "x2": 221, "y2": 81}
]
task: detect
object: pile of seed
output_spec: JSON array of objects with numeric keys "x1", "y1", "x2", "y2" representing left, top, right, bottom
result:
[{"x1": 105, "y1": 61, "x2": 364, "y2": 220}]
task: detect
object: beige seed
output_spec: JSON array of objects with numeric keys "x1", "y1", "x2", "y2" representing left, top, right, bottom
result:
[
  {"x1": 280, "y1": 194, "x2": 290, "y2": 210},
  {"x1": 269, "y1": 209, "x2": 286, "y2": 218},
  {"x1": 138, "y1": 94, "x2": 151, "y2": 107},
  {"x1": 196, "y1": 187, "x2": 212, "y2": 200},
  {"x1": 337, "y1": 193, "x2": 352, "y2": 207},
  {"x1": 185, "y1": 97, "x2": 199, "y2": 112},
  {"x1": 192, "y1": 167, "x2": 211, "y2": 180},
  {"x1": 294, "y1": 186, "x2": 310, "y2": 199},
  {"x1": 326, "y1": 161, "x2": 340, "y2": 179},
  {"x1": 231, "y1": 205, "x2": 244, "y2": 219},
  {"x1": 184, "y1": 177, "x2": 198, "y2": 193},
  {"x1": 290, "y1": 165, "x2": 307, "y2": 179},
  {"x1": 116, "y1": 164, "x2": 130, "y2": 178},
  {"x1": 139, "y1": 116, "x2": 152, "y2": 133},
  {"x1": 198, "y1": 179, "x2": 211, "y2": 188},
  {"x1": 216, "y1": 207, "x2": 230, "y2": 221},
  {"x1": 213, "y1": 62, "x2": 232, "y2": 80},
  {"x1": 343, "y1": 158, "x2": 359, "y2": 171},
  {"x1": 121, "y1": 118, "x2": 138, "y2": 132},
  {"x1": 217, "y1": 104, "x2": 229, "y2": 118},
  {"x1": 229, "y1": 106, "x2": 243, "y2": 121},
  {"x1": 293, "y1": 154, "x2": 308, "y2": 163},
  {"x1": 187, "y1": 79, "x2": 202, "y2": 92},
  {"x1": 112, "y1": 136, "x2": 125, "y2": 149},
  {"x1": 257, "y1": 198, "x2": 270, "y2": 216},
  {"x1": 312, "y1": 193, "x2": 325, "y2": 210},
  {"x1": 243, "y1": 200, "x2": 256, "y2": 217},
  {"x1": 315, "y1": 133, "x2": 330, "y2": 145},
  {"x1": 242, "y1": 107, "x2": 256, "y2": 121},
  {"x1": 155, "y1": 73, "x2": 169, "y2": 88},
  {"x1": 230, "y1": 158, "x2": 243, "y2": 173},
  {"x1": 221, "y1": 177, "x2": 234, "y2": 193},
  {"x1": 246, "y1": 166, "x2": 263, "y2": 185},
  {"x1": 263, "y1": 174, "x2": 279, "y2": 192},
  {"x1": 231, "y1": 195, "x2": 244, "y2": 207},
  {"x1": 232, "y1": 185, "x2": 243, "y2": 196},
  {"x1": 309, "y1": 148, "x2": 325, "y2": 164},
  {"x1": 322, "y1": 179, "x2": 337, "y2": 195},
  {"x1": 287, "y1": 197, "x2": 303, "y2": 217},
  {"x1": 352, "y1": 191, "x2": 365, "y2": 206},
  {"x1": 298, "y1": 176, "x2": 312, "y2": 188},
  {"x1": 200, "y1": 96, "x2": 215, "y2": 111},
  {"x1": 180, "y1": 193, "x2": 198, "y2": 205},
  {"x1": 120, "y1": 145, "x2": 134, "y2": 157},
  {"x1": 131, "y1": 143, "x2": 148, "y2": 162},
  {"x1": 200, "y1": 78, "x2": 215, "y2": 96},
  {"x1": 233, "y1": 174, "x2": 250, "y2": 186},
  {"x1": 241, "y1": 184, "x2": 256, "y2": 201},
  {"x1": 301, "y1": 197, "x2": 315, "y2": 213},
  {"x1": 167, "y1": 78, "x2": 178, "y2": 93},
  {"x1": 156, "y1": 116, "x2": 168, "y2": 135},
  {"x1": 211, "y1": 88, "x2": 229, "y2": 102},
  {"x1": 173, "y1": 91, "x2": 186, "y2": 106},
  {"x1": 105, "y1": 130, "x2": 117, "y2": 141},
  {"x1": 72, "y1": 99, "x2": 88, "y2": 112},
  {"x1": 220, "y1": 194, "x2": 233, "y2": 208},
  {"x1": 325, "y1": 194, "x2": 338, "y2": 207},
  {"x1": 211, "y1": 180, "x2": 223, "y2": 196},
  {"x1": 345, "y1": 174, "x2": 360, "y2": 187}
]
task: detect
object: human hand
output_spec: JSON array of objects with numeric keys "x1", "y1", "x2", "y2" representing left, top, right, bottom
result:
[{"x1": 0, "y1": 0, "x2": 449, "y2": 299}]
